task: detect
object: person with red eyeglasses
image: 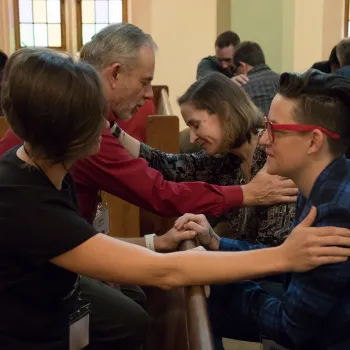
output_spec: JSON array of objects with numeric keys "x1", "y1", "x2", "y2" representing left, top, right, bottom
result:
[{"x1": 174, "y1": 69, "x2": 350, "y2": 350}]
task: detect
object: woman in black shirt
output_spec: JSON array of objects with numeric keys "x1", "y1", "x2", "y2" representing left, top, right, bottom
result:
[{"x1": 1, "y1": 48, "x2": 350, "y2": 349}]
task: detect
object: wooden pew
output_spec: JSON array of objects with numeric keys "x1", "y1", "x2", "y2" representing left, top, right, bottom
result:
[
  {"x1": 0, "y1": 116, "x2": 9, "y2": 138},
  {"x1": 144, "y1": 239, "x2": 214, "y2": 350}
]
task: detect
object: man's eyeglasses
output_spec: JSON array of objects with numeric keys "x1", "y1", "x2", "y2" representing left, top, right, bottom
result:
[{"x1": 264, "y1": 117, "x2": 340, "y2": 143}]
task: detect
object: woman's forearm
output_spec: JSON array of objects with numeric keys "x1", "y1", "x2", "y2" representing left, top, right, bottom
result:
[
  {"x1": 160, "y1": 247, "x2": 287, "y2": 287},
  {"x1": 118, "y1": 130, "x2": 141, "y2": 158},
  {"x1": 51, "y1": 234, "x2": 288, "y2": 289}
]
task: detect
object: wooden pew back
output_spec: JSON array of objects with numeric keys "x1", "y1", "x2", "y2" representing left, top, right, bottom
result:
[
  {"x1": 0, "y1": 116, "x2": 9, "y2": 139},
  {"x1": 144, "y1": 240, "x2": 214, "y2": 350}
]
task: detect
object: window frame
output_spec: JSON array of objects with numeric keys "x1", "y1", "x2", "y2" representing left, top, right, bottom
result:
[
  {"x1": 76, "y1": 0, "x2": 128, "y2": 50},
  {"x1": 13, "y1": 0, "x2": 67, "y2": 50}
]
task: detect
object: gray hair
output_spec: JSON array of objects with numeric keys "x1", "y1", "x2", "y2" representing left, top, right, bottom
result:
[
  {"x1": 336, "y1": 38, "x2": 350, "y2": 67},
  {"x1": 79, "y1": 23, "x2": 157, "y2": 70}
]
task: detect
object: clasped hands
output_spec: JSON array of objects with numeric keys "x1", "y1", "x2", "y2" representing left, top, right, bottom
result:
[{"x1": 156, "y1": 208, "x2": 350, "y2": 273}]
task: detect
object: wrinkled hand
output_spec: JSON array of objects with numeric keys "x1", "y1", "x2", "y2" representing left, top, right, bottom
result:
[
  {"x1": 154, "y1": 227, "x2": 196, "y2": 252},
  {"x1": 174, "y1": 214, "x2": 220, "y2": 251},
  {"x1": 242, "y1": 163, "x2": 298, "y2": 206},
  {"x1": 231, "y1": 74, "x2": 249, "y2": 86},
  {"x1": 280, "y1": 207, "x2": 350, "y2": 272}
]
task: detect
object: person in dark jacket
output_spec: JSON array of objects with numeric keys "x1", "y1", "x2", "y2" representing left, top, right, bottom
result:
[
  {"x1": 336, "y1": 38, "x2": 350, "y2": 78},
  {"x1": 311, "y1": 46, "x2": 340, "y2": 74},
  {"x1": 196, "y1": 31, "x2": 240, "y2": 79}
]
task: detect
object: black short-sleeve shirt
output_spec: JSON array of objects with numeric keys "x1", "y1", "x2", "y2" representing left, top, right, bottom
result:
[{"x1": 0, "y1": 147, "x2": 97, "y2": 349}]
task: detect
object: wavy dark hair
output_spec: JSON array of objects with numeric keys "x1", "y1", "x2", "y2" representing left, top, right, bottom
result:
[
  {"x1": 1, "y1": 48, "x2": 107, "y2": 164},
  {"x1": 178, "y1": 73, "x2": 264, "y2": 150},
  {"x1": 279, "y1": 69, "x2": 350, "y2": 154}
]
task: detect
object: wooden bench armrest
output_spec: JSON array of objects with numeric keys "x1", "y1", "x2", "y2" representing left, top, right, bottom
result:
[{"x1": 178, "y1": 240, "x2": 214, "y2": 350}]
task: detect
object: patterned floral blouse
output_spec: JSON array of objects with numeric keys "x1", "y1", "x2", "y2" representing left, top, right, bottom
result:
[{"x1": 139, "y1": 140, "x2": 296, "y2": 246}]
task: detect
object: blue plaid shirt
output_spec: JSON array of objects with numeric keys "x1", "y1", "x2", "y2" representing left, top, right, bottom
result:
[{"x1": 218, "y1": 156, "x2": 350, "y2": 349}]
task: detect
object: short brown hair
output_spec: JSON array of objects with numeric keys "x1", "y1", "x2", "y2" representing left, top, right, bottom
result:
[
  {"x1": 336, "y1": 38, "x2": 350, "y2": 67},
  {"x1": 234, "y1": 41, "x2": 265, "y2": 67},
  {"x1": 1, "y1": 48, "x2": 107, "y2": 163},
  {"x1": 279, "y1": 69, "x2": 350, "y2": 155},
  {"x1": 178, "y1": 73, "x2": 263, "y2": 150},
  {"x1": 215, "y1": 31, "x2": 240, "y2": 49}
]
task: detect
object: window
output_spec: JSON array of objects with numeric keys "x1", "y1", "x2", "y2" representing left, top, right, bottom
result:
[
  {"x1": 76, "y1": 0, "x2": 127, "y2": 48},
  {"x1": 14, "y1": 0, "x2": 66, "y2": 49}
]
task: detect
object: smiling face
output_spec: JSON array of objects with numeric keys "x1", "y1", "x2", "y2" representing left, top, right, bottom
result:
[
  {"x1": 180, "y1": 102, "x2": 224, "y2": 155},
  {"x1": 215, "y1": 45, "x2": 234, "y2": 70}
]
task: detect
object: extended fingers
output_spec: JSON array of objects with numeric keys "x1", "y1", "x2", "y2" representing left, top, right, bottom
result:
[
  {"x1": 174, "y1": 213, "x2": 193, "y2": 229},
  {"x1": 184, "y1": 221, "x2": 207, "y2": 234},
  {"x1": 316, "y1": 245, "x2": 350, "y2": 256},
  {"x1": 280, "y1": 187, "x2": 298, "y2": 196},
  {"x1": 175, "y1": 214, "x2": 205, "y2": 230},
  {"x1": 313, "y1": 256, "x2": 348, "y2": 266},
  {"x1": 177, "y1": 230, "x2": 197, "y2": 241},
  {"x1": 278, "y1": 195, "x2": 298, "y2": 203},
  {"x1": 303, "y1": 226, "x2": 350, "y2": 238},
  {"x1": 277, "y1": 178, "x2": 297, "y2": 189}
]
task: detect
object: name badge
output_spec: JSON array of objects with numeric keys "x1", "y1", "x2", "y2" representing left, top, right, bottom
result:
[
  {"x1": 93, "y1": 205, "x2": 110, "y2": 234},
  {"x1": 261, "y1": 336, "x2": 289, "y2": 350},
  {"x1": 69, "y1": 303, "x2": 91, "y2": 350}
]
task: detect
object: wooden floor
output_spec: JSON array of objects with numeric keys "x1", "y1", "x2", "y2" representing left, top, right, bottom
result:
[{"x1": 223, "y1": 339, "x2": 259, "y2": 350}]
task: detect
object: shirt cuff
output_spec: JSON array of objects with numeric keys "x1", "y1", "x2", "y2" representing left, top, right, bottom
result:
[
  {"x1": 219, "y1": 238, "x2": 239, "y2": 252},
  {"x1": 221, "y1": 185, "x2": 244, "y2": 211},
  {"x1": 139, "y1": 142, "x2": 152, "y2": 160}
]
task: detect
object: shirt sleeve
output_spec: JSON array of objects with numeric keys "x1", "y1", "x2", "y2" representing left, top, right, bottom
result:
[
  {"x1": 1, "y1": 189, "x2": 97, "y2": 266},
  {"x1": 219, "y1": 238, "x2": 268, "y2": 252},
  {"x1": 72, "y1": 130, "x2": 243, "y2": 217},
  {"x1": 231, "y1": 205, "x2": 350, "y2": 348},
  {"x1": 139, "y1": 143, "x2": 226, "y2": 182},
  {"x1": 196, "y1": 57, "x2": 221, "y2": 79}
]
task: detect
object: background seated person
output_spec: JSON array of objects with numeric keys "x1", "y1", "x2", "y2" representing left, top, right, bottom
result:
[
  {"x1": 232, "y1": 41, "x2": 280, "y2": 116},
  {"x1": 2, "y1": 49, "x2": 349, "y2": 349},
  {"x1": 116, "y1": 73, "x2": 296, "y2": 246},
  {"x1": 311, "y1": 46, "x2": 340, "y2": 74},
  {"x1": 176, "y1": 70, "x2": 350, "y2": 350},
  {"x1": 196, "y1": 30, "x2": 241, "y2": 79}
]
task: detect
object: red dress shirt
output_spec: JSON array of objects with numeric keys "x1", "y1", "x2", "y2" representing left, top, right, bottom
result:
[{"x1": 0, "y1": 128, "x2": 243, "y2": 223}]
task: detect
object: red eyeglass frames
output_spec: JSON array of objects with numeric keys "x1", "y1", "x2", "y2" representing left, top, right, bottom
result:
[{"x1": 264, "y1": 117, "x2": 340, "y2": 143}]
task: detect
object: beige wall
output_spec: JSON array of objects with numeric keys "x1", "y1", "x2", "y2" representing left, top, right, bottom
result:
[
  {"x1": 323, "y1": 0, "x2": 344, "y2": 60},
  {"x1": 230, "y1": 0, "x2": 345, "y2": 73},
  {"x1": 217, "y1": 0, "x2": 231, "y2": 36},
  {"x1": 293, "y1": 0, "x2": 344, "y2": 72},
  {"x1": 130, "y1": 0, "x2": 217, "y2": 129},
  {"x1": 231, "y1": 0, "x2": 288, "y2": 73}
]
